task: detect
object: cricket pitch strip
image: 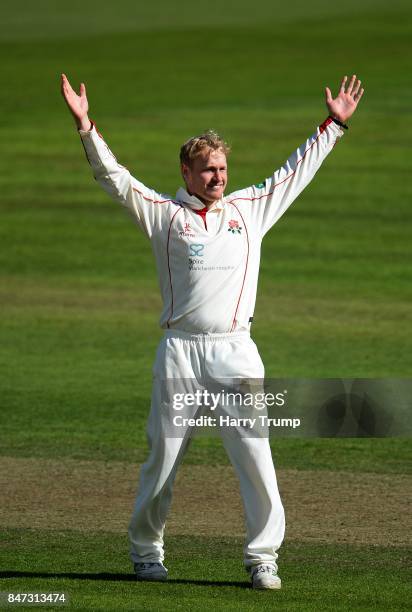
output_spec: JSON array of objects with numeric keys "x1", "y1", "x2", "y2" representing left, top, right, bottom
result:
[{"x1": 0, "y1": 456, "x2": 410, "y2": 547}]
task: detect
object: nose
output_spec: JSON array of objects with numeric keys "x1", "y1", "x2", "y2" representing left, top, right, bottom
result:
[{"x1": 214, "y1": 170, "x2": 223, "y2": 183}]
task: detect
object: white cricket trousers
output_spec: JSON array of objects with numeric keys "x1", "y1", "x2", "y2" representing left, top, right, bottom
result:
[{"x1": 128, "y1": 330, "x2": 285, "y2": 570}]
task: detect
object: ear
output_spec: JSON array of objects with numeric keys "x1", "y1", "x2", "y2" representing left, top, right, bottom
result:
[
  {"x1": 180, "y1": 164, "x2": 192, "y2": 185},
  {"x1": 181, "y1": 163, "x2": 190, "y2": 180}
]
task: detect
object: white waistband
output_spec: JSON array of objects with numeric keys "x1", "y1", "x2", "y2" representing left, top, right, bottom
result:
[{"x1": 164, "y1": 329, "x2": 250, "y2": 342}]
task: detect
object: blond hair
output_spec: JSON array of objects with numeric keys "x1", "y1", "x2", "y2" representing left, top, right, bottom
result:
[{"x1": 180, "y1": 130, "x2": 230, "y2": 167}]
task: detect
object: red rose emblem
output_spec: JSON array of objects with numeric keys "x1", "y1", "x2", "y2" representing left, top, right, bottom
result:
[{"x1": 228, "y1": 219, "x2": 242, "y2": 234}]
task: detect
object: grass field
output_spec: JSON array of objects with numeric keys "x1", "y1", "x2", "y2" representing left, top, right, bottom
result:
[{"x1": 1, "y1": 0, "x2": 411, "y2": 610}]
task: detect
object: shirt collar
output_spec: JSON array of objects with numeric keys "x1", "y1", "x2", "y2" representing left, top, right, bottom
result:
[{"x1": 176, "y1": 187, "x2": 225, "y2": 211}]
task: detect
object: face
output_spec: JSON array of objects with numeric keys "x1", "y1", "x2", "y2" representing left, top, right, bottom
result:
[{"x1": 182, "y1": 149, "x2": 228, "y2": 206}]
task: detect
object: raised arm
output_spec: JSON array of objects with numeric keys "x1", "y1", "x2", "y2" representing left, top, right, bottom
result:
[
  {"x1": 227, "y1": 75, "x2": 365, "y2": 236},
  {"x1": 61, "y1": 73, "x2": 91, "y2": 132},
  {"x1": 60, "y1": 73, "x2": 172, "y2": 238}
]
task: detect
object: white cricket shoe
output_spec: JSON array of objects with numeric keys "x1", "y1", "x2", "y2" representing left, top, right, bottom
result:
[
  {"x1": 250, "y1": 564, "x2": 281, "y2": 590},
  {"x1": 134, "y1": 562, "x2": 168, "y2": 582}
]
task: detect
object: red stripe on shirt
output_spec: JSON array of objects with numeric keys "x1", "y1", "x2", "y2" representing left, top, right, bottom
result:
[
  {"x1": 226, "y1": 118, "x2": 336, "y2": 204},
  {"x1": 230, "y1": 203, "x2": 249, "y2": 332},
  {"x1": 319, "y1": 116, "x2": 333, "y2": 134},
  {"x1": 132, "y1": 185, "x2": 176, "y2": 205},
  {"x1": 166, "y1": 207, "x2": 184, "y2": 328},
  {"x1": 81, "y1": 123, "x2": 175, "y2": 206}
]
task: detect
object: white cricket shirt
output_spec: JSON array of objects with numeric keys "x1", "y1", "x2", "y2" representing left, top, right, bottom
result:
[{"x1": 79, "y1": 118, "x2": 343, "y2": 333}]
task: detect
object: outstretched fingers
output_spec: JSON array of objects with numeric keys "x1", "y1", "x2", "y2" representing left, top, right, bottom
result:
[
  {"x1": 354, "y1": 87, "x2": 364, "y2": 103},
  {"x1": 61, "y1": 73, "x2": 80, "y2": 97},
  {"x1": 352, "y1": 78, "x2": 362, "y2": 97},
  {"x1": 61, "y1": 73, "x2": 71, "y2": 90},
  {"x1": 61, "y1": 74, "x2": 73, "y2": 99},
  {"x1": 325, "y1": 86, "x2": 333, "y2": 104},
  {"x1": 340, "y1": 73, "x2": 364, "y2": 103},
  {"x1": 346, "y1": 74, "x2": 357, "y2": 96}
]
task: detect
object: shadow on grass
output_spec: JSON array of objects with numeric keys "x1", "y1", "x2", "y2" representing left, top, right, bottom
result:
[{"x1": 0, "y1": 571, "x2": 250, "y2": 588}]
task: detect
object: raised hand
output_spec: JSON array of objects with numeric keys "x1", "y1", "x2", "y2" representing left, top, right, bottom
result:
[
  {"x1": 61, "y1": 73, "x2": 91, "y2": 130},
  {"x1": 325, "y1": 75, "x2": 364, "y2": 123}
]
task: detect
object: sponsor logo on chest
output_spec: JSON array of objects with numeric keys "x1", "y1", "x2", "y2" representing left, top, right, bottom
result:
[
  {"x1": 178, "y1": 221, "x2": 196, "y2": 238},
  {"x1": 188, "y1": 243, "x2": 205, "y2": 270},
  {"x1": 189, "y1": 243, "x2": 205, "y2": 257}
]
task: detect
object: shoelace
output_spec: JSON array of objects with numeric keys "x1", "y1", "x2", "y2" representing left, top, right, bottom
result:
[
  {"x1": 136, "y1": 563, "x2": 163, "y2": 570},
  {"x1": 252, "y1": 565, "x2": 276, "y2": 577}
]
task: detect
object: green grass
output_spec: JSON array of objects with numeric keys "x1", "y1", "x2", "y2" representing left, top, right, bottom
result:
[
  {"x1": 0, "y1": 0, "x2": 411, "y2": 609},
  {"x1": 1, "y1": 529, "x2": 410, "y2": 611},
  {"x1": 2, "y1": 0, "x2": 410, "y2": 40}
]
